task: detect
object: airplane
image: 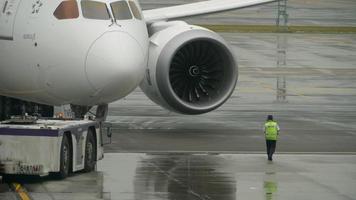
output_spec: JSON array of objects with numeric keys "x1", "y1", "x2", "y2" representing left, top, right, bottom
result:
[{"x1": 0, "y1": 0, "x2": 275, "y2": 119}]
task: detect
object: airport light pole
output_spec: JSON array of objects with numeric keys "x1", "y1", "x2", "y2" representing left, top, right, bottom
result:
[{"x1": 276, "y1": 0, "x2": 288, "y2": 103}]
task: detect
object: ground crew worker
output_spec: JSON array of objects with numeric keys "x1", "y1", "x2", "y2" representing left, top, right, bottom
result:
[{"x1": 264, "y1": 115, "x2": 280, "y2": 161}]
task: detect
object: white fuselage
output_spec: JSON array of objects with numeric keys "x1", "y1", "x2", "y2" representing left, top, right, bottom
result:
[{"x1": 0, "y1": 0, "x2": 149, "y2": 106}]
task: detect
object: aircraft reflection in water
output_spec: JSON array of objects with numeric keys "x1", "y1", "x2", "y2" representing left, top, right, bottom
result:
[{"x1": 133, "y1": 154, "x2": 236, "y2": 200}]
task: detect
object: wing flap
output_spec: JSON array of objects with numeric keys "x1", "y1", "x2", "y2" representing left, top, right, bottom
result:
[{"x1": 143, "y1": 0, "x2": 276, "y2": 24}]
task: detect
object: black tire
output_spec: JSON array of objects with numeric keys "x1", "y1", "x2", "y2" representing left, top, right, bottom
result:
[
  {"x1": 55, "y1": 134, "x2": 71, "y2": 179},
  {"x1": 84, "y1": 129, "x2": 96, "y2": 172}
]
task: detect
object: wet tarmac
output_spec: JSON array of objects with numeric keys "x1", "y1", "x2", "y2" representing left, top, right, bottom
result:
[
  {"x1": 2, "y1": 153, "x2": 356, "y2": 200},
  {"x1": 100, "y1": 153, "x2": 356, "y2": 200}
]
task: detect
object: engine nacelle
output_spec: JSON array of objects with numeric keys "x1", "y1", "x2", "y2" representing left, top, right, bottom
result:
[{"x1": 140, "y1": 21, "x2": 238, "y2": 114}]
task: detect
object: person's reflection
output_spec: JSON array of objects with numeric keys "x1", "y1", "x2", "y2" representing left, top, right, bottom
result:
[
  {"x1": 134, "y1": 154, "x2": 236, "y2": 200},
  {"x1": 264, "y1": 181, "x2": 278, "y2": 200}
]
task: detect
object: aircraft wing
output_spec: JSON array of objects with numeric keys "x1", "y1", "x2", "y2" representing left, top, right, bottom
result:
[{"x1": 143, "y1": 0, "x2": 277, "y2": 24}]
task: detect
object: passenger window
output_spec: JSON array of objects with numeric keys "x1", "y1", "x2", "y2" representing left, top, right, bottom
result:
[
  {"x1": 54, "y1": 1, "x2": 79, "y2": 20},
  {"x1": 110, "y1": 1, "x2": 132, "y2": 20},
  {"x1": 128, "y1": 1, "x2": 142, "y2": 20},
  {"x1": 81, "y1": 1, "x2": 110, "y2": 20}
]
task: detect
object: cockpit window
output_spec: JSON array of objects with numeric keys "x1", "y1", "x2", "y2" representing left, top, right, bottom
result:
[
  {"x1": 81, "y1": 1, "x2": 110, "y2": 20},
  {"x1": 54, "y1": 1, "x2": 79, "y2": 20},
  {"x1": 128, "y1": 1, "x2": 142, "y2": 20},
  {"x1": 110, "y1": 1, "x2": 132, "y2": 20}
]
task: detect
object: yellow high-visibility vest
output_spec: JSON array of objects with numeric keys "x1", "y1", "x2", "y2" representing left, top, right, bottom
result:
[{"x1": 265, "y1": 121, "x2": 279, "y2": 140}]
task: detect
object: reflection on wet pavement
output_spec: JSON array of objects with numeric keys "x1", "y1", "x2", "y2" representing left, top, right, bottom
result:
[
  {"x1": 133, "y1": 155, "x2": 236, "y2": 200},
  {"x1": 98, "y1": 153, "x2": 356, "y2": 200},
  {"x1": 1, "y1": 154, "x2": 355, "y2": 200},
  {"x1": 98, "y1": 154, "x2": 237, "y2": 200},
  {"x1": 264, "y1": 176, "x2": 278, "y2": 200},
  {"x1": 264, "y1": 181, "x2": 277, "y2": 200}
]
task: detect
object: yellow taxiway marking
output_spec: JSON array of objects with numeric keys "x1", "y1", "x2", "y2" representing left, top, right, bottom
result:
[{"x1": 12, "y1": 183, "x2": 31, "y2": 200}]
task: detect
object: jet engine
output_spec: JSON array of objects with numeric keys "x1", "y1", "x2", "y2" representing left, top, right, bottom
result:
[{"x1": 140, "y1": 21, "x2": 238, "y2": 114}]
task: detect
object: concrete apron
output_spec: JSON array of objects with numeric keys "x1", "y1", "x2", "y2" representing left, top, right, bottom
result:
[{"x1": 2, "y1": 153, "x2": 354, "y2": 200}]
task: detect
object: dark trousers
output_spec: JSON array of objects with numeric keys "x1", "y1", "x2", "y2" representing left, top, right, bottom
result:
[{"x1": 266, "y1": 140, "x2": 277, "y2": 160}]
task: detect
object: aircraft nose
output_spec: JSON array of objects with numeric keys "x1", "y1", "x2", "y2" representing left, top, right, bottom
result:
[{"x1": 85, "y1": 31, "x2": 145, "y2": 101}]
